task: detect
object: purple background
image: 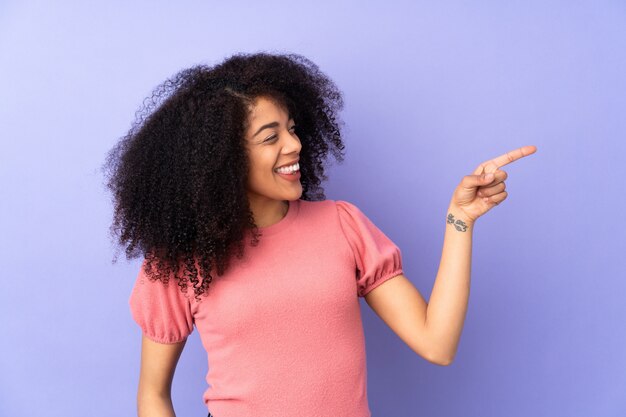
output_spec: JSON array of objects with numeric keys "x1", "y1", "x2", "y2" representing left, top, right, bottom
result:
[{"x1": 1, "y1": 1, "x2": 625, "y2": 416}]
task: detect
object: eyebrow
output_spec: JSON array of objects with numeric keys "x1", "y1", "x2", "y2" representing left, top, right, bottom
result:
[{"x1": 252, "y1": 116, "x2": 294, "y2": 138}]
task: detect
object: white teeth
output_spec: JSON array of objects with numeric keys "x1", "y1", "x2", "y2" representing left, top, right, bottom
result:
[{"x1": 274, "y1": 162, "x2": 299, "y2": 174}]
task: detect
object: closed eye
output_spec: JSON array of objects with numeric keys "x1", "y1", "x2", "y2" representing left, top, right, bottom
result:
[{"x1": 265, "y1": 125, "x2": 297, "y2": 143}]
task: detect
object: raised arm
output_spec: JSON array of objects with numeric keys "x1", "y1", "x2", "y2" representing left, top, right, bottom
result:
[
  {"x1": 365, "y1": 145, "x2": 537, "y2": 365},
  {"x1": 137, "y1": 335, "x2": 187, "y2": 417}
]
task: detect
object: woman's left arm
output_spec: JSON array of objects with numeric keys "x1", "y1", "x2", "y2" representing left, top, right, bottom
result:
[
  {"x1": 365, "y1": 145, "x2": 537, "y2": 365},
  {"x1": 421, "y1": 203, "x2": 476, "y2": 365}
]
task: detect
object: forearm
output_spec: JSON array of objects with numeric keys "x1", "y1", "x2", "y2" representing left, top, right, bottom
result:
[
  {"x1": 137, "y1": 392, "x2": 176, "y2": 417},
  {"x1": 425, "y1": 203, "x2": 475, "y2": 364}
]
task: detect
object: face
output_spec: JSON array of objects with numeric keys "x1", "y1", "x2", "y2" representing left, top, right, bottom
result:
[{"x1": 244, "y1": 96, "x2": 303, "y2": 207}]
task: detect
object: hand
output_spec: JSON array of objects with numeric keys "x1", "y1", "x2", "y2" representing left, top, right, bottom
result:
[{"x1": 449, "y1": 145, "x2": 537, "y2": 225}]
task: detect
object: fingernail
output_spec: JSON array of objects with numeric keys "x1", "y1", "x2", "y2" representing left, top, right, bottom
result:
[{"x1": 485, "y1": 173, "x2": 494, "y2": 180}]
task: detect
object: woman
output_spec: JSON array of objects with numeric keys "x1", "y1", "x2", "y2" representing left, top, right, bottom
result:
[{"x1": 103, "y1": 51, "x2": 536, "y2": 417}]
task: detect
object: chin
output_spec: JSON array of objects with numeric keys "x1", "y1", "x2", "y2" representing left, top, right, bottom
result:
[{"x1": 290, "y1": 187, "x2": 303, "y2": 200}]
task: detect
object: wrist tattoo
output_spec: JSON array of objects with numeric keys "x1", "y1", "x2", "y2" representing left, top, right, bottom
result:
[{"x1": 447, "y1": 213, "x2": 468, "y2": 232}]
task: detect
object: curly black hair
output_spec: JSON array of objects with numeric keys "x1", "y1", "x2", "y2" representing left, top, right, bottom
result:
[{"x1": 101, "y1": 51, "x2": 346, "y2": 301}]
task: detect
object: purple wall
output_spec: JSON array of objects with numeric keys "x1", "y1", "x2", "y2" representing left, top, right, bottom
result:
[{"x1": 1, "y1": 1, "x2": 624, "y2": 416}]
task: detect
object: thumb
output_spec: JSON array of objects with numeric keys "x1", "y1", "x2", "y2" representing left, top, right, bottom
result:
[
  {"x1": 461, "y1": 172, "x2": 495, "y2": 190},
  {"x1": 482, "y1": 172, "x2": 495, "y2": 182}
]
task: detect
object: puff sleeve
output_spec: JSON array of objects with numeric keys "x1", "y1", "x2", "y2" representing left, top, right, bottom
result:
[
  {"x1": 336, "y1": 200, "x2": 404, "y2": 297},
  {"x1": 128, "y1": 259, "x2": 195, "y2": 344}
]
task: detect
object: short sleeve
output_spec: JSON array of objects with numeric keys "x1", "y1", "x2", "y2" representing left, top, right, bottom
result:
[
  {"x1": 128, "y1": 259, "x2": 195, "y2": 344},
  {"x1": 335, "y1": 200, "x2": 404, "y2": 297}
]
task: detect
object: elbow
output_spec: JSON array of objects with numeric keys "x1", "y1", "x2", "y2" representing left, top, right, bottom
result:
[
  {"x1": 137, "y1": 391, "x2": 174, "y2": 417},
  {"x1": 435, "y1": 356, "x2": 454, "y2": 366},
  {"x1": 423, "y1": 338, "x2": 456, "y2": 366},
  {"x1": 426, "y1": 351, "x2": 454, "y2": 366}
]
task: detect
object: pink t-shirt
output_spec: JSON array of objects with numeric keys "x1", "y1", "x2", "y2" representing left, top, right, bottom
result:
[{"x1": 129, "y1": 199, "x2": 404, "y2": 417}]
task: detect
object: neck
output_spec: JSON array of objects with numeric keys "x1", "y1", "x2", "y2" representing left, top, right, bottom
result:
[{"x1": 248, "y1": 197, "x2": 288, "y2": 228}]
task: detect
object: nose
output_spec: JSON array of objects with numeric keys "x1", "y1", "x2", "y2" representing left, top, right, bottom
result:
[{"x1": 283, "y1": 128, "x2": 302, "y2": 153}]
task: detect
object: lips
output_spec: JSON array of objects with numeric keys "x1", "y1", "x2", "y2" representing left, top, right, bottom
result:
[
  {"x1": 275, "y1": 159, "x2": 299, "y2": 169},
  {"x1": 275, "y1": 169, "x2": 301, "y2": 181}
]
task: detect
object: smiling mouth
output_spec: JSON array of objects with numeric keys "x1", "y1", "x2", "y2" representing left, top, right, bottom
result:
[{"x1": 273, "y1": 162, "x2": 300, "y2": 174}]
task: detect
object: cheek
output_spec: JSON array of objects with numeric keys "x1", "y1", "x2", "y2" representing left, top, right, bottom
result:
[
  {"x1": 251, "y1": 151, "x2": 275, "y2": 172},
  {"x1": 247, "y1": 155, "x2": 275, "y2": 184}
]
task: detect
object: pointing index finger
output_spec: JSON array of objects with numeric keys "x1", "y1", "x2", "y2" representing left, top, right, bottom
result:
[{"x1": 475, "y1": 145, "x2": 537, "y2": 174}]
